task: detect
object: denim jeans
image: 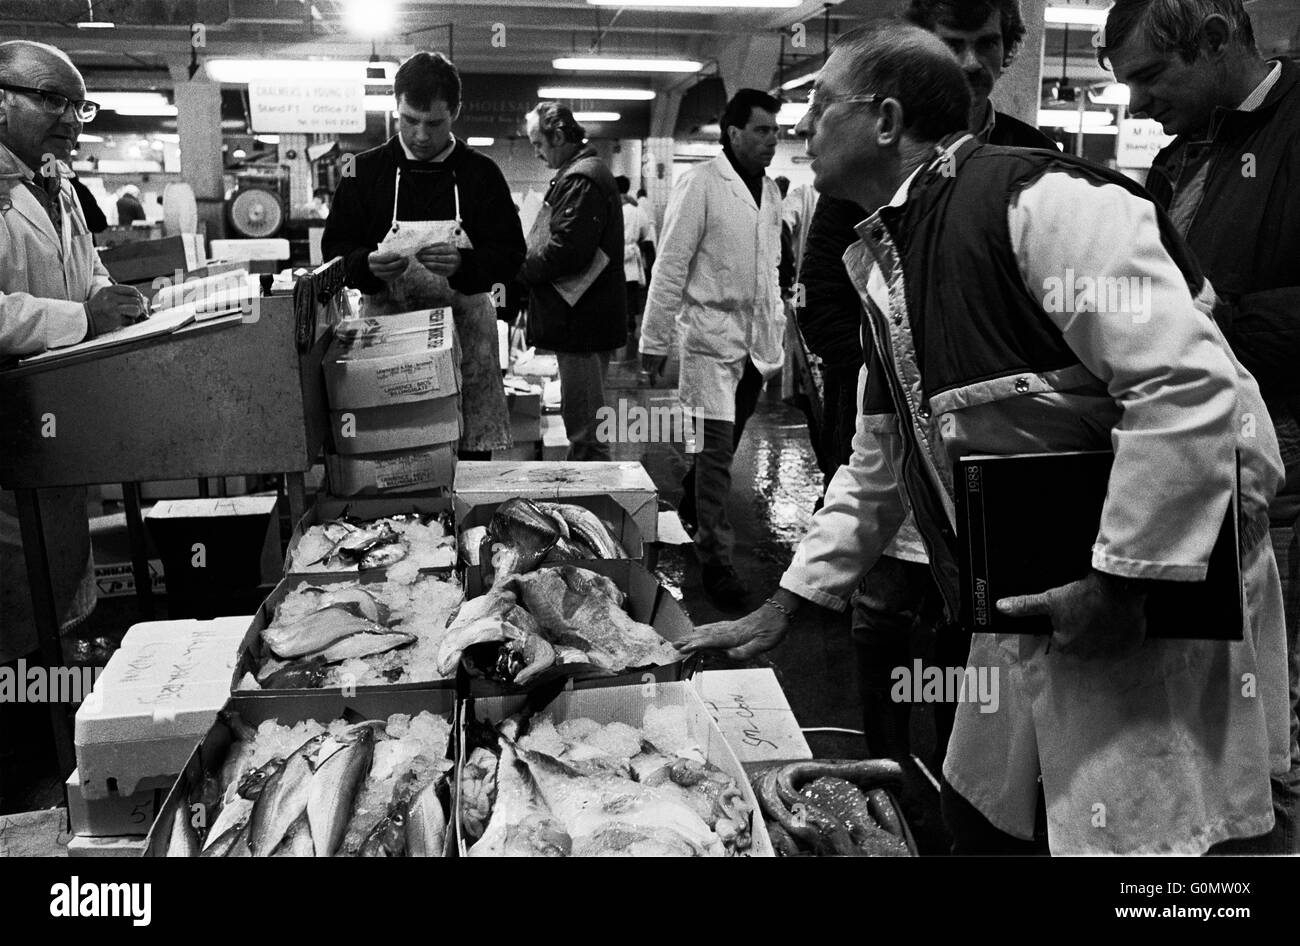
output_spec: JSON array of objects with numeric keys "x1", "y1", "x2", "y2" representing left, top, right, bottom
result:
[{"x1": 556, "y1": 350, "x2": 613, "y2": 461}]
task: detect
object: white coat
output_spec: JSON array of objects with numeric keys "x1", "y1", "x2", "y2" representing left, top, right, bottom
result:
[
  {"x1": 0, "y1": 142, "x2": 105, "y2": 661},
  {"x1": 639, "y1": 154, "x2": 784, "y2": 422}
]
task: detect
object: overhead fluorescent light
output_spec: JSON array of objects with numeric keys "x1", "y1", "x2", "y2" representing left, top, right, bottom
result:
[
  {"x1": 76, "y1": 20, "x2": 115, "y2": 28},
  {"x1": 344, "y1": 0, "x2": 396, "y2": 37},
  {"x1": 1045, "y1": 6, "x2": 1110, "y2": 27},
  {"x1": 75, "y1": 133, "x2": 104, "y2": 142},
  {"x1": 538, "y1": 86, "x2": 656, "y2": 101},
  {"x1": 553, "y1": 57, "x2": 702, "y2": 73},
  {"x1": 1038, "y1": 108, "x2": 1114, "y2": 129},
  {"x1": 589, "y1": 0, "x2": 798, "y2": 6},
  {"x1": 467, "y1": 137, "x2": 495, "y2": 147},
  {"x1": 90, "y1": 93, "x2": 177, "y2": 116},
  {"x1": 255, "y1": 134, "x2": 281, "y2": 145},
  {"x1": 573, "y1": 111, "x2": 621, "y2": 122},
  {"x1": 780, "y1": 71, "x2": 818, "y2": 91},
  {"x1": 776, "y1": 102, "x2": 809, "y2": 125},
  {"x1": 205, "y1": 59, "x2": 397, "y2": 84}
]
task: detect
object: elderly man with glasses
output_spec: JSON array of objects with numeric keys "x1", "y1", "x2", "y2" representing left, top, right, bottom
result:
[
  {"x1": 0, "y1": 41, "x2": 143, "y2": 748},
  {"x1": 678, "y1": 23, "x2": 1289, "y2": 855}
]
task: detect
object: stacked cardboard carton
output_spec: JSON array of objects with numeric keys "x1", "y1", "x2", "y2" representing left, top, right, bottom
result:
[{"x1": 323, "y1": 307, "x2": 462, "y2": 495}]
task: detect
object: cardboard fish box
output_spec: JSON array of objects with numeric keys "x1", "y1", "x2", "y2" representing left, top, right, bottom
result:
[
  {"x1": 455, "y1": 460, "x2": 658, "y2": 542},
  {"x1": 74, "y1": 617, "x2": 249, "y2": 800},
  {"x1": 457, "y1": 494, "x2": 645, "y2": 578},
  {"x1": 459, "y1": 558, "x2": 696, "y2": 695},
  {"x1": 143, "y1": 496, "x2": 283, "y2": 596},
  {"x1": 230, "y1": 570, "x2": 463, "y2": 697},
  {"x1": 504, "y1": 382, "x2": 543, "y2": 443},
  {"x1": 326, "y1": 442, "x2": 457, "y2": 496},
  {"x1": 283, "y1": 493, "x2": 455, "y2": 580},
  {"x1": 694, "y1": 669, "x2": 812, "y2": 773},
  {"x1": 66, "y1": 770, "x2": 172, "y2": 838},
  {"x1": 330, "y1": 394, "x2": 462, "y2": 456},
  {"x1": 68, "y1": 835, "x2": 150, "y2": 858},
  {"x1": 457, "y1": 682, "x2": 773, "y2": 856},
  {"x1": 143, "y1": 691, "x2": 459, "y2": 857},
  {"x1": 323, "y1": 308, "x2": 460, "y2": 410}
]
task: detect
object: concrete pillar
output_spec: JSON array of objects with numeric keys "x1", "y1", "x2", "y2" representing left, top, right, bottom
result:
[
  {"x1": 168, "y1": 61, "x2": 226, "y2": 241},
  {"x1": 279, "y1": 133, "x2": 313, "y2": 214},
  {"x1": 643, "y1": 136, "x2": 676, "y2": 230},
  {"x1": 997, "y1": 0, "x2": 1047, "y2": 127}
]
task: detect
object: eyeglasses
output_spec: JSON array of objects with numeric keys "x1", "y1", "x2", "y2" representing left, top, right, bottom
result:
[
  {"x1": 0, "y1": 84, "x2": 99, "y2": 122},
  {"x1": 805, "y1": 87, "x2": 884, "y2": 122}
]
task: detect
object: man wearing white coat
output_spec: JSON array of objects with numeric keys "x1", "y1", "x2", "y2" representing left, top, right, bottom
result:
[
  {"x1": 639, "y1": 89, "x2": 785, "y2": 608},
  {"x1": 1, "y1": 41, "x2": 143, "y2": 688},
  {"x1": 678, "y1": 25, "x2": 1290, "y2": 855}
]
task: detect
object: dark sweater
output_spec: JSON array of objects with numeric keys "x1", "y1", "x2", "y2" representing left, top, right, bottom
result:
[{"x1": 321, "y1": 136, "x2": 525, "y2": 302}]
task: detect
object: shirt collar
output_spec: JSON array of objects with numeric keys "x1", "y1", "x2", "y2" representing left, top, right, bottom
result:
[
  {"x1": 1238, "y1": 59, "x2": 1282, "y2": 112},
  {"x1": 399, "y1": 133, "x2": 457, "y2": 163},
  {"x1": 974, "y1": 100, "x2": 997, "y2": 143},
  {"x1": 852, "y1": 135, "x2": 973, "y2": 240}
]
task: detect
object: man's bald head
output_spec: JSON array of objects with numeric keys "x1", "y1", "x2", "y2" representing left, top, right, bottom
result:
[
  {"x1": 0, "y1": 41, "x2": 88, "y2": 170},
  {"x1": 830, "y1": 23, "x2": 971, "y2": 142}
]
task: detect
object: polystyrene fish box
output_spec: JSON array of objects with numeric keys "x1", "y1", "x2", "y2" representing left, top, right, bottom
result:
[
  {"x1": 326, "y1": 442, "x2": 457, "y2": 496},
  {"x1": 454, "y1": 460, "x2": 658, "y2": 542},
  {"x1": 74, "y1": 617, "x2": 249, "y2": 800},
  {"x1": 694, "y1": 669, "x2": 812, "y2": 773},
  {"x1": 323, "y1": 308, "x2": 460, "y2": 410},
  {"x1": 66, "y1": 770, "x2": 172, "y2": 838},
  {"x1": 142, "y1": 690, "x2": 459, "y2": 857},
  {"x1": 329, "y1": 393, "x2": 461, "y2": 456},
  {"x1": 457, "y1": 681, "x2": 773, "y2": 856},
  {"x1": 283, "y1": 493, "x2": 454, "y2": 580},
  {"x1": 67, "y1": 835, "x2": 149, "y2": 858}
]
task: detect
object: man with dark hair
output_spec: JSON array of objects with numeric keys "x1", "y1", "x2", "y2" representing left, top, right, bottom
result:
[
  {"x1": 520, "y1": 102, "x2": 626, "y2": 461},
  {"x1": 679, "y1": 23, "x2": 1289, "y2": 856},
  {"x1": 796, "y1": 0, "x2": 1057, "y2": 767},
  {"x1": 322, "y1": 51, "x2": 524, "y2": 454},
  {"x1": 639, "y1": 89, "x2": 785, "y2": 608},
  {"x1": 1100, "y1": 0, "x2": 1300, "y2": 855}
]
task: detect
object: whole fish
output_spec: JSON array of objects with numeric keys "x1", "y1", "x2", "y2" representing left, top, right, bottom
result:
[
  {"x1": 536, "y1": 503, "x2": 624, "y2": 559},
  {"x1": 261, "y1": 604, "x2": 388, "y2": 659},
  {"x1": 313, "y1": 629, "x2": 415, "y2": 664},
  {"x1": 260, "y1": 656, "x2": 330, "y2": 689},
  {"x1": 237, "y1": 757, "x2": 287, "y2": 800},
  {"x1": 486, "y1": 498, "x2": 560, "y2": 586},
  {"x1": 164, "y1": 803, "x2": 200, "y2": 858},
  {"x1": 360, "y1": 810, "x2": 407, "y2": 857},
  {"x1": 307, "y1": 726, "x2": 376, "y2": 857},
  {"x1": 271, "y1": 814, "x2": 316, "y2": 857},
  {"x1": 359, "y1": 541, "x2": 408, "y2": 570},
  {"x1": 436, "y1": 589, "x2": 555, "y2": 684},
  {"x1": 247, "y1": 733, "x2": 330, "y2": 856},
  {"x1": 202, "y1": 817, "x2": 251, "y2": 858},
  {"x1": 320, "y1": 587, "x2": 387, "y2": 624},
  {"x1": 405, "y1": 781, "x2": 446, "y2": 857},
  {"x1": 314, "y1": 524, "x2": 400, "y2": 567}
]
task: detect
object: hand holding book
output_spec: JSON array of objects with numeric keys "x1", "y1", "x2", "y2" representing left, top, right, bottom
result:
[{"x1": 997, "y1": 570, "x2": 1149, "y2": 659}]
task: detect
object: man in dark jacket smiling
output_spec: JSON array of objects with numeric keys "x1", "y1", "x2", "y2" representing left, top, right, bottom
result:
[{"x1": 521, "y1": 102, "x2": 626, "y2": 461}]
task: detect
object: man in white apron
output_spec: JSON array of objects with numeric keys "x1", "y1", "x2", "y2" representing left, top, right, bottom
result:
[{"x1": 322, "y1": 52, "x2": 525, "y2": 455}]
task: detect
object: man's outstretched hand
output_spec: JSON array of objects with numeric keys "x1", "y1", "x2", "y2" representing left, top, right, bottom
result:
[
  {"x1": 997, "y1": 570, "x2": 1148, "y2": 659},
  {"x1": 675, "y1": 599, "x2": 794, "y2": 661}
]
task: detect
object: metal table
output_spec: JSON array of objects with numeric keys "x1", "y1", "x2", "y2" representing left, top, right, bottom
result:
[{"x1": 0, "y1": 261, "x2": 343, "y2": 773}]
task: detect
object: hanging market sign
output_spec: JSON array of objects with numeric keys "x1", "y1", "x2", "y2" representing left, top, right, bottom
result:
[{"x1": 248, "y1": 80, "x2": 367, "y2": 134}]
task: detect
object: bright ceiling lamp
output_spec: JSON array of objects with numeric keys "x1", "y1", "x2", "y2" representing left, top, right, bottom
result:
[
  {"x1": 467, "y1": 137, "x2": 495, "y2": 147},
  {"x1": 553, "y1": 57, "x2": 702, "y2": 73},
  {"x1": 589, "y1": 0, "x2": 797, "y2": 6},
  {"x1": 1045, "y1": 6, "x2": 1110, "y2": 26},
  {"x1": 76, "y1": 0, "x2": 114, "y2": 27},
  {"x1": 574, "y1": 111, "x2": 621, "y2": 122},
  {"x1": 1038, "y1": 108, "x2": 1114, "y2": 129},
  {"x1": 76, "y1": 133, "x2": 104, "y2": 142},
  {"x1": 205, "y1": 59, "x2": 397, "y2": 84},
  {"x1": 1089, "y1": 81, "x2": 1130, "y2": 105},
  {"x1": 776, "y1": 101, "x2": 809, "y2": 125},
  {"x1": 91, "y1": 93, "x2": 177, "y2": 116},
  {"x1": 344, "y1": 0, "x2": 396, "y2": 38},
  {"x1": 538, "y1": 87, "x2": 656, "y2": 100}
]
